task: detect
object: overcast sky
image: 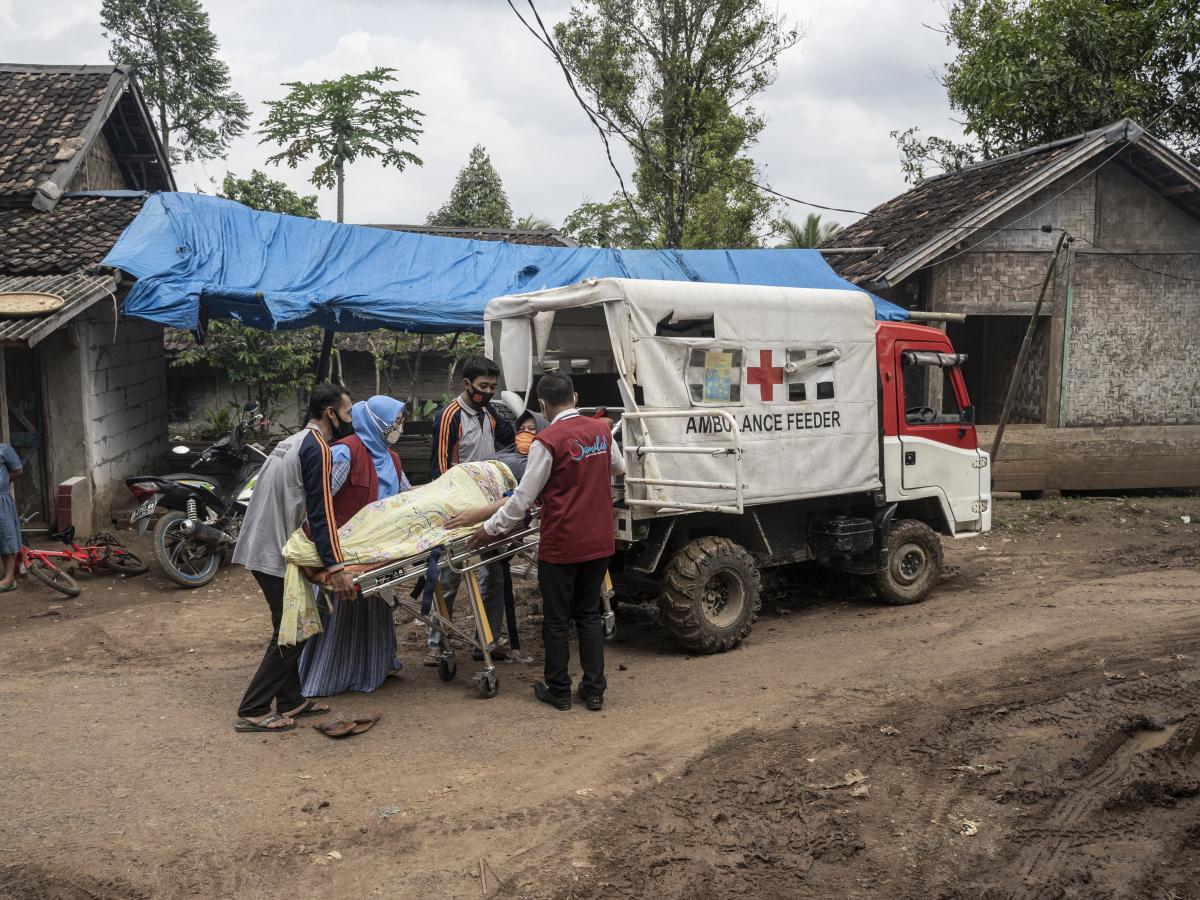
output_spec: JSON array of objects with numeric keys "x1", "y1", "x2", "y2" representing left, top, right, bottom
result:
[{"x1": 0, "y1": 0, "x2": 961, "y2": 231}]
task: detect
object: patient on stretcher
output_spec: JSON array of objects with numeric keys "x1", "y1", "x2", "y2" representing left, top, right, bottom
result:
[{"x1": 278, "y1": 460, "x2": 517, "y2": 646}]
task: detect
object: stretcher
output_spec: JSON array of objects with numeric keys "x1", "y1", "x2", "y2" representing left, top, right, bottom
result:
[
  {"x1": 337, "y1": 524, "x2": 541, "y2": 699},
  {"x1": 316, "y1": 523, "x2": 618, "y2": 700}
]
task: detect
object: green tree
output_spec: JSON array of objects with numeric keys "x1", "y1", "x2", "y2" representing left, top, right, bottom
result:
[
  {"x1": 552, "y1": 0, "x2": 800, "y2": 248},
  {"x1": 427, "y1": 145, "x2": 514, "y2": 228},
  {"x1": 101, "y1": 0, "x2": 249, "y2": 162},
  {"x1": 561, "y1": 196, "x2": 645, "y2": 247},
  {"x1": 174, "y1": 323, "x2": 319, "y2": 417},
  {"x1": 218, "y1": 170, "x2": 319, "y2": 218},
  {"x1": 515, "y1": 213, "x2": 553, "y2": 230},
  {"x1": 775, "y1": 213, "x2": 841, "y2": 248},
  {"x1": 897, "y1": 0, "x2": 1200, "y2": 179},
  {"x1": 259, "y1": 67, "x2": 424, "y2": 223}
]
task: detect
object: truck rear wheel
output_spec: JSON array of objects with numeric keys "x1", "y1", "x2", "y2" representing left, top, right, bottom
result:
[
  {"x1": 872, "y1": 519, "x2": 942, "y2": 605},
  {"x1": 658, "y1": 537, "x2": 761, "y2": 654}
]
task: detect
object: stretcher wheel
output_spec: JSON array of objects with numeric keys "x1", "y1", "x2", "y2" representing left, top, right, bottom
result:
[
  {"x1": 437, "y1": 657, "x2": 457, "y2": 682},
  {"x1": 475, "y1": 670, "x2": 499, "y2": 699}
]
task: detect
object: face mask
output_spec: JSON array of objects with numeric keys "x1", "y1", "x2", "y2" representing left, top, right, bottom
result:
[
  {"x1": 369, "y1": 406, "x2": 405, "y2": 443},
  {"x1": 468, "y1": 388, "x2": 495, "y2": 407},
  {"x1": 514, "y1": 431, "x2": 534, "y2": 455},
  {"x1": 329, "y1": 410, "x2": 355, "y2": 440}
]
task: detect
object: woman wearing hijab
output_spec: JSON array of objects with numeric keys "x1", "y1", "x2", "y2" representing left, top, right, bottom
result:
[{"x1": 299, "y1": 395, "x2": 409, "y2": 696}]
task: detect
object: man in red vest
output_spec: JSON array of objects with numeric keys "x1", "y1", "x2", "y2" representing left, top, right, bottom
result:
[{"x1": 468, "y1": 371, "x2": 624, "y2": 711}]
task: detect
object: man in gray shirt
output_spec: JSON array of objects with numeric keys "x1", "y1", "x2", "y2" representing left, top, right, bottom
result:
[{"x1": 231, "y1": 384, "x2": 357, "y2": 733}]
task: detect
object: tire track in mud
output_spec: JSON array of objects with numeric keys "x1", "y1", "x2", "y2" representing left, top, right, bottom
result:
[{"x1": 505, "y1": 645, "x2": 1200, "y2": 900}]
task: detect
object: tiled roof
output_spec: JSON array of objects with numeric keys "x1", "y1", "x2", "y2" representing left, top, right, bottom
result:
[
  {"x1": 0, "y1": 194, "x2": 144, "y2": 275},
  {"x1": 367, "y1": 223, "x2": 577, "y2": 247},
  {"x1": 0, "y1": 67, "x2": 111, "y2": 194},
  {"x1": 821, "y1": 142, "x2": 1082, "y2": 286},
  {"x1": 0, "y1": 272, "x2": 116, "y2": 347}
]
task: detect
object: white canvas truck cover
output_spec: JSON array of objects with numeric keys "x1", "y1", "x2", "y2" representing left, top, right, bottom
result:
[{"x1": 485, "y1": 278, "x2": 881, "y2": 515}]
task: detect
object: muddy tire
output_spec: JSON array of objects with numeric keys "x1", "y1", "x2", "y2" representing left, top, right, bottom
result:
[
  {"x1": 872, "y1": 519, "x2": 943, "y2": 605},
  {"x1": 658, "y1": 537, "x2": 761, "y2": 653}
]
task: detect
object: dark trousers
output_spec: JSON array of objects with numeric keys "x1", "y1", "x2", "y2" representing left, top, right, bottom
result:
[
  {"x1": 237, "y1": 571, "x2": 306, "y2": 719},
  {"x1": 538, "y1": 556, "x2": 609, "y2": 700}
]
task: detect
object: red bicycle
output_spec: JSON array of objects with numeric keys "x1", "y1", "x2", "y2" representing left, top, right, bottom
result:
[{"x1": 17, "y1": 526, "x2": 148, "y2": 597}]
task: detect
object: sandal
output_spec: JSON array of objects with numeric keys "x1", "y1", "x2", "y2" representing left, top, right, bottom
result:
[
  {"x1": 234, "y1": 712, "x2": 295, "y2": 733},
  {"x1": 282, "y1": 699, "x2": 331, "y2": 719},
  {"x1": 0, "y1": 582, "x2": 16, "y2": 593},
  {"x1": 423, "y1": 649, "x2": 442, "y2": 667},
  {"x1": 315, "y1": 715, "x2": 380, "y2": 739}
]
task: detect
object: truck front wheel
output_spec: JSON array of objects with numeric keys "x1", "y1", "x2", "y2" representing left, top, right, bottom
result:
[
  {"x1": 872, "y1": 519, "x2": 943, "y2": 605},
  {"x1": 658, "y1": 537, "x2": 762, "y2": 653}
]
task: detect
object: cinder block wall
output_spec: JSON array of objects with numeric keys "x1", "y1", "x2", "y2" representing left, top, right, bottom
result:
[{"x1": 83, "y1": 309, "x2": 168, "y2": 523}]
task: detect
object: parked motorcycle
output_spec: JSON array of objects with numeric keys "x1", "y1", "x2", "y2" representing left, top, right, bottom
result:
[{"x1": 125, "y1": 403, "x2": 269, "y2": 588}]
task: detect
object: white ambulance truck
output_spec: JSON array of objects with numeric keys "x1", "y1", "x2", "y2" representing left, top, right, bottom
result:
[{"x1": 485, "y1": 278, "x2": 990, "y2": 653}]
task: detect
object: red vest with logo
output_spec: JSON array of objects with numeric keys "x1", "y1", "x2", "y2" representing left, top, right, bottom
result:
[
  {"x1": 332, "y1": 435, "x2": 402, "y2": 526},
  {"x1": 534, "y1": 415, "x2": 615, "y2": 564}
]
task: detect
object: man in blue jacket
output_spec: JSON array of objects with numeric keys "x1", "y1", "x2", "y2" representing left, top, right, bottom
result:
[{"x1": 231, "y1": 383, "x2": 357, "y2": 733}]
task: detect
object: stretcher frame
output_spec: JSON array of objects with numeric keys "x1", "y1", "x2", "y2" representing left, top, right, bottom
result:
[{"x1": 346, "y1": 525, "x2": 542, "y2": 698}]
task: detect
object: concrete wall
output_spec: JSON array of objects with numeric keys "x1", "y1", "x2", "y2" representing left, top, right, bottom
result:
[
  {"x1": 81, "y1": 308, "x2": 168, "y2": 523},
  {"x1": 38, "y1": 325, "x2": 88, "y2": 504},
  {"x1": 166, "y1": 349, "x2": 460, "y2": 434}
]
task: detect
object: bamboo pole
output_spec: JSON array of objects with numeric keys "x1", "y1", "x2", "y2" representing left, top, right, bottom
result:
[{"x1": 991, "y1": 230, "x2": 1072, "y2": 465}]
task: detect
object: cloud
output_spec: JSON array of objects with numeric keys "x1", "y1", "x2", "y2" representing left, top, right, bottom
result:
[{"x1": 1, "y1": 0, "x2": 961, "y2": 230}]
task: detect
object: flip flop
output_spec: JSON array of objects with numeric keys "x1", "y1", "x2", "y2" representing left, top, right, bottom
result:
[
  {"x1": 0, "y1": 583, "x2": 16, "y2": 593},
  {"x1": 283, "y1": 699, "x2": 331, "y2": 719},
  {"x1": 314, "y1": 714, "x2": 381, "y2": 739},
  {"x1": 350, "y1": 714, "x2": 381, "y2": 735},
  {"x1": 234, "y1": 713, "x2": 295, "y2": 734},
  {"x1": 314, "y1": 719, "x2": 356, "y2": 738}
]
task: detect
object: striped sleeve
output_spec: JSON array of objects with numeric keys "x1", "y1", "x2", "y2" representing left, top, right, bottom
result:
[
  {"x1": 298, "y1": 430, "x2": 344, "y2": 569},
  {"x1": 430, "y1": 401, "x2": 461, "y2": 478}
]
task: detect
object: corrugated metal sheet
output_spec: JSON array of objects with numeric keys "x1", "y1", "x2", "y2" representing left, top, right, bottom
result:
[{"x1": 0, "y1": 272, "x2": 115, "y2": 346}]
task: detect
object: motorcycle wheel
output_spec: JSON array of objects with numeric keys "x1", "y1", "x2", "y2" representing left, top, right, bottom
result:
[{"x1": 153, "y1": 510, "x2": 221, "y2": 588}]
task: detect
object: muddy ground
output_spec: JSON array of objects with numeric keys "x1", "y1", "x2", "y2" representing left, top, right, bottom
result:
[{"x1": 0, "y1": 494, "x2": 1198, "y2": 899}]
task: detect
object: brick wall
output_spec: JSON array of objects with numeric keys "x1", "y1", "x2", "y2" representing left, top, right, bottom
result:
[
  {"x1": 82, "y1": 309, "x2": 168, "y2": 520},
  {"x1": 1065, "y1": 253, "x2": 1200, "y2": 426}
]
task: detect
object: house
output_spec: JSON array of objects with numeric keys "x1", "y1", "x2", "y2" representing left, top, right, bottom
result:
[
  {"x1": 823, "y1": 119, "x2": 1200, "y2": 492},
  {"x1": 0, "y1": 63, "x2": 174, "y2": 530}
]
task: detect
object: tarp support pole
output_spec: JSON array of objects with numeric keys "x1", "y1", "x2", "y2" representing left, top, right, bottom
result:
[{"x1": 316, "y1": 329, "x2": 335, "y2": 381}]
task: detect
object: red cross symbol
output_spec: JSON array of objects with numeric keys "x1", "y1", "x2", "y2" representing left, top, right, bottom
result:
[{"x1": 746, "y1": 349, "x2": 784, "y2": 401}]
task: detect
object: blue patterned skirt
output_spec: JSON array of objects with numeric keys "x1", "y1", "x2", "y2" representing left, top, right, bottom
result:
[{"x1": 299, "y1": 593, "x2": 400, "y2": 696}]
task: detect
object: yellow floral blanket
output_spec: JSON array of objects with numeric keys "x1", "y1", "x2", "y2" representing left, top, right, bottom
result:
[{"x1": 278, "y1": 460, "x2": 516, "y2": 646}]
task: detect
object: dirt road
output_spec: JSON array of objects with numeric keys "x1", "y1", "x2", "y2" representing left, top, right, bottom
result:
[{"x1": 1, "y1": 494, "x2": 1197, "y2": 899}]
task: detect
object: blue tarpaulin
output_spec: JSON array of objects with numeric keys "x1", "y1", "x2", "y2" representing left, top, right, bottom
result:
[{"x1": 102, "y1": 192, "x2": 907, "y2": 333}]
